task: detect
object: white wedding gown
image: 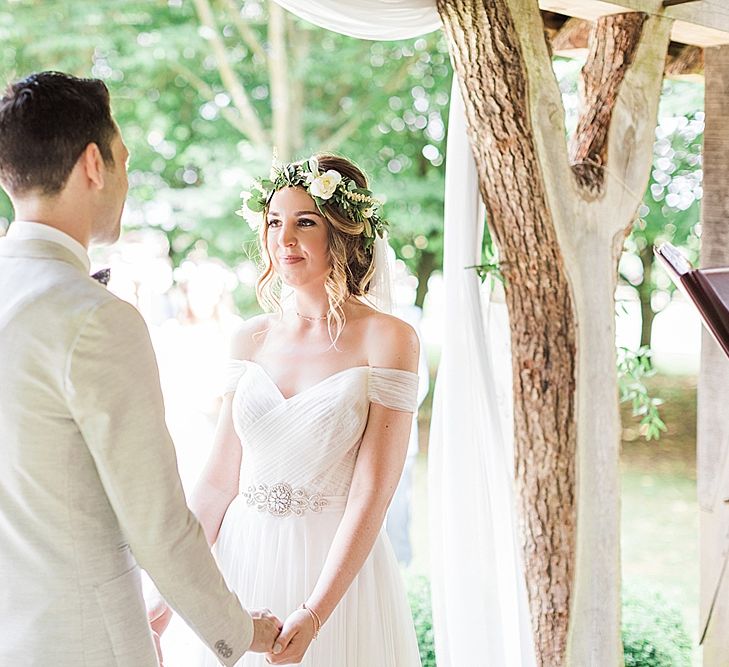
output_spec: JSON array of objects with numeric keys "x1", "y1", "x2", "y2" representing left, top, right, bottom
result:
[{"x1": 202, "y1": 359, "x2": 422, "y2": 667}]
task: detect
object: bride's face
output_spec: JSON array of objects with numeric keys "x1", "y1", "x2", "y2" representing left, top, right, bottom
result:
[{"x1": 266, "y1": 187, "x2": 331, "y2": 288}]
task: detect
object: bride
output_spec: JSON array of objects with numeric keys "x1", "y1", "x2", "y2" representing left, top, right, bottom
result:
[{"x1": 190, "y1": 154, "x2": 422, "y2": 666}]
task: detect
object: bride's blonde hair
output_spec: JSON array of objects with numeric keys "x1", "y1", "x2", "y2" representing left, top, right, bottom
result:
[{"x1": 256, "y1": 153, "x2": 377, "y2": 342}]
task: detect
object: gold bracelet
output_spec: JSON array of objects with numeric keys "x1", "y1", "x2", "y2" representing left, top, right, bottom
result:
[{"x1": 300, "y1": 603, "x2": 321, "y2": 639}]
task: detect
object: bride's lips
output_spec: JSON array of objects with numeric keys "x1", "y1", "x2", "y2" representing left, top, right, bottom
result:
[{"x1": 279, "y1": 255, "x2": 304, "y2": 264}]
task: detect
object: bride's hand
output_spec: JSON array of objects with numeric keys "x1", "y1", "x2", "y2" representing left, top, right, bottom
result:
[
  {"x1": 264, "y1": 608, "x2": 317, "y2": 665},
  {"x1": 147, "y1": 601, "x2": 173, "y2": 637}
]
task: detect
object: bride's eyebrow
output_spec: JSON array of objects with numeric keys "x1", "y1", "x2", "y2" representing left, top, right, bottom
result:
[{"x1": 295, "y1": 210, "x2": 323, "y2": 218}]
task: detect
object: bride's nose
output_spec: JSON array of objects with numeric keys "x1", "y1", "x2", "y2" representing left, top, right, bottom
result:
[{"x1": 279, "y1": 222, "x2": 297, "y2": 247}]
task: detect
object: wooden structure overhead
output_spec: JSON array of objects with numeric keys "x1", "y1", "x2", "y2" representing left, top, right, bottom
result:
[{"x1": 539, "y1": 0, "x2": 729, "y2": 46}]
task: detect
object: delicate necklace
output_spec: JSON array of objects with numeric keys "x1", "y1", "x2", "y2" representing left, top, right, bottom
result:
[{"x1": 296, "y1": 311, "x2": 328, "y2": 322}]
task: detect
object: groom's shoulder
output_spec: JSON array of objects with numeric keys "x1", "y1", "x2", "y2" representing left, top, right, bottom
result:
[
  {"x1": 54, "y1": 275, "x2": 127, "y2": 318},
  {"x1": 229, "y1": 313, "x2": 275, "y2": 359},
  {"x1": 45, "y1": 277, "x2": 146, "y2": 340}
]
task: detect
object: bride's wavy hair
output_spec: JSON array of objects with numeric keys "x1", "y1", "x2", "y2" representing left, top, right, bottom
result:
[{"x1": 256, "y1": 153, "x2": 377, "y2": 342}]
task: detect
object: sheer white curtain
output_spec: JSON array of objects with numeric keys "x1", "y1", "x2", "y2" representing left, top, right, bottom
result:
[
  {"x1": 270, "y1": 3, "x2": 534, "y2": 665},
  {"x1": 428, "y1": 80, "x2": 536, "y2": 667}
]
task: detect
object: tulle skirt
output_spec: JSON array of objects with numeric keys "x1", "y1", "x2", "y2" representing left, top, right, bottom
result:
[{"x1": 201, "y1": 494, "x2": 421, "y2": 667}]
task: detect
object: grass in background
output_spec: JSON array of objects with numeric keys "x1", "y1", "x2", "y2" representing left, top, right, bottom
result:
[{"x1": 621, "y1": 374, "x2": 699, "y2": 664}]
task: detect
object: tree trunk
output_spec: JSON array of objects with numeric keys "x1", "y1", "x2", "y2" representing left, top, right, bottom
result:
[
  {"x1": 287, "y1": 12, "x2": 308, "y2": 155},
  {"x1": 415, "y1": 250, "x2": 436, "y2": 309},
  {"x1": 698, "y1": 44, "x2": 729, "y2": 666},
  {"x1": 268, "y1": 2, "x2": 291, "y2": 160},
  {"x1": 436, "y1": 1, "x2": 671, "y2": 664},
  {"x1": 638, "y1": 244, "x2": 655, "y2": 349}
]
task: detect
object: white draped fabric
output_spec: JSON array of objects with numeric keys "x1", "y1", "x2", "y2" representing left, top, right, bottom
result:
[
  {"x1": 271, "y1": 0, "x2": 440, "y2": 40},
  {"x1": 270, "y1": 2, "x2": 535, "y2": 665},
  {"x1": 428, "y1": 81, "x2": 536, "y2": 667}
]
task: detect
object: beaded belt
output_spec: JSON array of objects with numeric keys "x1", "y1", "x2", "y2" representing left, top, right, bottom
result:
[{"x1": 242, "y1": 482, "x2": 329, "y2": 517}]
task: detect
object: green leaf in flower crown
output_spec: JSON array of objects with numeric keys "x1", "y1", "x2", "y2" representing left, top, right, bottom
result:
[
  {"x1": 247, "y1": 197, "x2": 264, "y2": 213},
  {"x1": 363, "y1": 219, "x2": 373, "y2": 237},
  {"x1": 260, "y1": 179, "x2": 274, "y2": 190},
  {"x1": 347, "y1": 180, "x2": 356, "y2": 191}
]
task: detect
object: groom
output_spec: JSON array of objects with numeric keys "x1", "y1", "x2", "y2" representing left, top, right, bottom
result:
[{"x1": 0, "y1": 71, "x2": 281, "y2": 666}]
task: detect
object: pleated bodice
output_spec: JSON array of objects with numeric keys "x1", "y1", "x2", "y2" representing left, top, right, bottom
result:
[{"x1": 224, "y1": 360, "x2": 418, "y2": 499}]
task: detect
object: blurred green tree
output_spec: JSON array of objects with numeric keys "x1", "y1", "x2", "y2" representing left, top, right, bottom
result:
[
  {"x1": 0, "y1": 0, "x2": 451, "y2": 311},
  {"x1": 623, "y1": 99, "x2": 703, "y2": 348}
]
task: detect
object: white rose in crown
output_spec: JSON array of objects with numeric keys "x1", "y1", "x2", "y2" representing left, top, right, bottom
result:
[
  {"x1": 362, "y1": 207, "x2": 374, "y2": 219},
  {"x1": 309, "y1": 170, "x2": 342, "y2": 200}
]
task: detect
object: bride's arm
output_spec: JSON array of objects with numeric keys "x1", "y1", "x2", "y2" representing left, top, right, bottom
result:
[
  {"x1": 267, "y1": 316, "x2": 419, "y2": 664},
  {"x1": 189, "y1": 396, "x2": 243, "y2": 546}
]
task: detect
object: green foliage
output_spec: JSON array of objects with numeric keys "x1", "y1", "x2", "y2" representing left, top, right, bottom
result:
[
  {"x1": 617, "y1": 347, "x2": 667, "y2": 441},
  {"x1": 622, "y1": 589, "x2": 692, "y2": 667},
  {"x1": 0, "y1": 0, "x2": 451, "y2": 308},
  {"x1": 470, "y1": 219, "x2": 504, "y2": 287},
  {"x1": 405, "y1": 573, "x2": 437, "y2": 667},
  {"x1": 626, "y1": 108, "x2": 703, "y2": 270},
  {"x1": 406, "y1": 575, "x2": 695, "y2": 667},
  {"x1": 621, "y1": 105, "x2": 704, "y2": 347}
]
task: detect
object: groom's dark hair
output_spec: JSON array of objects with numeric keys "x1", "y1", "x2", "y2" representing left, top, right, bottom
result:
[{"x1": 0, "y1": 71, "x2": 117, "y2": 196}]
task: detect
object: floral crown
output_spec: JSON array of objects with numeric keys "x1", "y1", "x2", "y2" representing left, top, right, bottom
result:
[{"x1": 237, "y1": 156, "x2": 388, "y2": 251}]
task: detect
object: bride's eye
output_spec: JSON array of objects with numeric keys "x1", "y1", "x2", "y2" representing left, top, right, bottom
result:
[
  {"x1": 266, "y1": 218, "x2": 281, "y2": 228},
  {"x1": 298, "y1": 218, "x2": 316, "y2": 227}
]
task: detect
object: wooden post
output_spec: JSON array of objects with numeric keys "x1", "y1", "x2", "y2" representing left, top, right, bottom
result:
[{"x1": 699, "y1": 44, "x2": 729, "y2": 667}]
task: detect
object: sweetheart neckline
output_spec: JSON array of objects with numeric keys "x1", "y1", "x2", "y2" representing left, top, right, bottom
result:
[{"x1": 243, "y1": 360, "x2": 370, "y2": 402}]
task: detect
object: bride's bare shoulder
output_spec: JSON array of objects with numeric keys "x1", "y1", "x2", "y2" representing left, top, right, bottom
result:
[
  {"x1": 361, "y1": 308, "x2": 419, "y2": 372},
  {"x1": 229, "y1": 313, "x2": 277, "y2": 360}
]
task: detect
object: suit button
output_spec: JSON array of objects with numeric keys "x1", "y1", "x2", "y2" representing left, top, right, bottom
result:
[{"x1": 215, "y1": 639, "x2": 234, "y2": 659}]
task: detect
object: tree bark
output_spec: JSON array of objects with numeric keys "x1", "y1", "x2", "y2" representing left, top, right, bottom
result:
[
  {"x1": 544, "y1": 14, "x2": 704, "y2": 77},
  {"x1": 436, "y1": 1, "x2": 671, "y2": 664},
  {"x1": 638, "y1": 243, "x2": 655, "y2": 349},
  {"x1": 698, "y1": 44, "x2": 729, "y2": 666},
  {"x1": 570, "y1": 14, "x2": 647, "y2": 192},
  {"x1": 415, "y1": 250, "x2": 437, "y2": 309},
  {"x1": 437, "y1": 3, "x2": 577, "y2": 663}
]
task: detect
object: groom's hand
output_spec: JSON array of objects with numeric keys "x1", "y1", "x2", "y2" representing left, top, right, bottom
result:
[
  {"x1": 265, "y1": 608, "x2": 316, "y2": 664},
  {"x1": 249, "y1": 608, "x2": 283, "y2": 653}
]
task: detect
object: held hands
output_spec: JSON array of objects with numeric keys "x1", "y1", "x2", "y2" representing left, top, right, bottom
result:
[
  {"x1": 250, "y1": 608, "x2": 284, "y2": 653},
  {"x1": 265, "y1": 606, "x2": 319, "y2": 665}
]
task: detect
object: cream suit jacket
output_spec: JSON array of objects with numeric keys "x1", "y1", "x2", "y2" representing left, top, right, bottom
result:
[{"x1": 0, "y1": 237, "x2": 252, "y2": 666}]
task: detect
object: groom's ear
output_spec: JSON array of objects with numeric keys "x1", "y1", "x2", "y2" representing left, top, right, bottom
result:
[{"x1": 79, "y1": 142, "x2": 105, "y2": 190}]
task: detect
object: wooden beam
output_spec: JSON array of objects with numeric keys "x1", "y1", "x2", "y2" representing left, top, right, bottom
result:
[
  {"x1": 663, "y1": 0, "x2": 703, "y2": 6},
  {"x1": 539, "y1": 0, "x2": 729, "y2": 46}
]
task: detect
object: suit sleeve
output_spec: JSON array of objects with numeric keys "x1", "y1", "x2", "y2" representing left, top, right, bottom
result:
[{"x1": 65, "y1": 298, "x2": 252, "y2": 666}]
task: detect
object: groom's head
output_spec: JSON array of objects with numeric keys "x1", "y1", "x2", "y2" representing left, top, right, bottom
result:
[{"x1": 0, "y1": 71, "x2": 129, "y2": 243}]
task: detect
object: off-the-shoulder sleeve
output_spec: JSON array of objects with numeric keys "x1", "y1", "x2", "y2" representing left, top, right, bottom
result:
[
  {"x1": 367, "y1": 367, "x2": 419, "y2": 413},
  {"x1": 221, "y1": 359, "x2": 248, "y2": 395}
]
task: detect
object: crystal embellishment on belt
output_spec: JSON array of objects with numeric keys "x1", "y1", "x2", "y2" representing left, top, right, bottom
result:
[{"x1": 243, "y1": 482, "x2": 328, "y2": 517}]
